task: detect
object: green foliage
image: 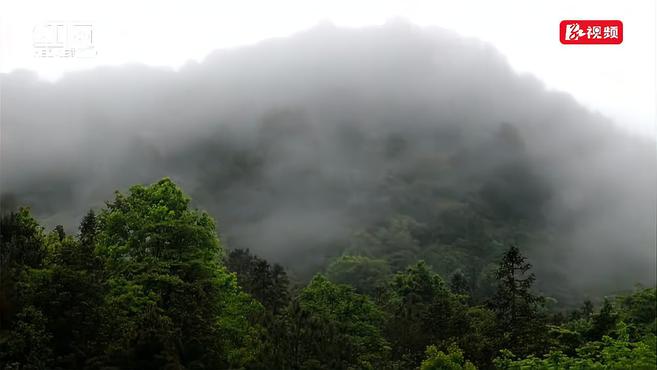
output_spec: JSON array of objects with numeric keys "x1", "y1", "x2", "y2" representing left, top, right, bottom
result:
[
  {"x1": 226, "y1": 248, "x2": 290, "y2": 314},
  {"x1": 0, "y1": 179, "x2": 264, "y2": 369},
  {"x1": 498, "y1": 289, "x2": 657, "y2": 369},
  {"x1": 488, "y1": 245, "x2": 547, "y2": 357},
  {"x1": 97, "y1": 178, "x2": 221, "y2": 265},
  {"x1": 1, "y1": 179, "x2": 654, "y2": 370},
  {"x1": 349, "y1": 215, "x2": 423, "y2": 271},
  {"x1": 547, "y1": 325, "x2": 585, "y2": 356},
  {"x1": 326, "y1": 255, "x2": 391, "y2": 296},
  {"x1": 293, "y1": 275, "x2": 390, "y2": 369},
  {"x1": 456, "y1": 306, "x2": 499, "y2": 368},
  {"x1": 251, "y1": 275, "x2": 389, "y2": 369},
  {"x1": 617, "y1": 287, "x2": 656, "y2": 339},
  {"x1": 449, "y1": 269, "x2": 471, "y2": 296},
  {"x1": 495, "y1": 333, "x2": 657, "y2": 369},
  {"x1": 383, "y1": 261, "x2": 469, "y2": 367},
  {"x1": 0, "y1": 208, "x2": 46, "y2": 270},
  {"x1": 0, "y1": 306, "x2": 52, "y2": 370},
  {"x1": 420, "y1": 344, "x2": 477, "y2": 370},
  {"x1": 0, "y1": 209, "x2": 47, "y2": 312},
  {"x1": 94, "y1": 178, "x2": 261, "y2": 368},
  {"x1": 587, "y1": 298, "x2": 620, "y2": 341}
]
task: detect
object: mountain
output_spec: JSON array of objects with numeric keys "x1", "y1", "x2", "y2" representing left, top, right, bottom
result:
[{"x1": 1, "y1": 21, "x2": 655, "y2": 302}]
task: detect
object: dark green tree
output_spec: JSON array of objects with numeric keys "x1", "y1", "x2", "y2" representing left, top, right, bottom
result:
[
  {"x1": 0, "y1": 209, "x2": 46, "y2": 330},
  {"x1": 383, "y1": 261, "x2": 468, "y2": 367},
  {"x1": 488, "y1": 245, "x2": 547, "y2": 357},
  {"x1": 226, "y1": 248, "x2": 290, "y2": 314},
  {"x1": 617, "y1": 287, "x2": 656, "y2": 339},
  {"x1": 587, "y1": 298, "x2": 619, "y2": 341},
  {"x1": 17, "y1": 230, "x2": 105, "y2": 369},
  {"x1": 274, "y1": 275, "x2": 389, "y2": 369},
  {"x1": 0, "y1": 306, "x2": 53, "y2": 369},
  {"x1": 449, "y1": 269, "x2": 471, "y2": 296},
  {"x1": 325, "y1": 255, "x2": 390, "y2": 296}
]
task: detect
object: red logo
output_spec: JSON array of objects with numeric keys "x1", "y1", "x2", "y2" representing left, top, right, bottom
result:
[{"x1": 560, "y1": 20, "x2": 623, "y2": 44}]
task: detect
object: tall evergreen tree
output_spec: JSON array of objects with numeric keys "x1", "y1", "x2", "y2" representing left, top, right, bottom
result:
[{"x1": 489, "y1": 245, "x2": 547, "y2": 357}]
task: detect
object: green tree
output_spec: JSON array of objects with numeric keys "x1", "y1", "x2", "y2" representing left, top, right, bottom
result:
[
  {"x1": 349, "y1": 215, "x2": 423, "y2": 271},
  {"x1": 0, "y1": 209, "x2": 47, "y2": 325},
  {"x1": 420, "y1": 344, "x2": 477, "y2": 370},
  {"x1": 19, "y1": 228, "x2": 105, "y2": 369},
  {"x1": 457, "y1": 306, "x2": 498, "y2": 369},
  {"x1": 226, "y1": 248, "x2": 290, "y2": 314},
  {"x1": 449, "y1": 269, "x2": 471, "y2": 296},
  {"x1": 279, "y1": 275, "x2": 389, "y2": 369},
  {"x1": 383, "y1": 261, "x2": 468, "y2": 367},
  {"x1": 325, "y1": 255, "x2": 390, "y2": 296},
  {"x1": 94, "y1": 178, "x2": 261, "y2": 369},
  {"x1": 495, "y1": 331, "x2": 657, "y2": 370},
  {"x1": 617, "y1": 287, "x2": 656, "y2": 339},
  {"x1": 587, "y1": 299, "x2": 619, "y2": 341},
  {"x1": 0, "y1": 209, "x2": 53, "y2": 369},
  {"x1": 0, "y1": 305, "x2": 53, "y2": 370},
  {"x1": 488, "y1": 245, "x2": 547, "y2": 357}
]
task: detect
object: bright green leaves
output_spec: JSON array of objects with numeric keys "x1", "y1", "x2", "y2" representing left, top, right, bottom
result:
[
  {"x1": 495, "y1": 333, "x2": 657, "y2": 370},
  {"x1": 421, "y1": 345, "x2": 477, "y2": 370},
  {"x1": 91, "y1": 178, "x2": 261, "y2": 368},
  {"x1": 98, "y1": 178, "x2": 220, "y2": 264}
]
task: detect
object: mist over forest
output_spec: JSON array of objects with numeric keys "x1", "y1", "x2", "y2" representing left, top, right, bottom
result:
[{"x1": 1, "y1": 21, "x2": 655, "y2": 304}]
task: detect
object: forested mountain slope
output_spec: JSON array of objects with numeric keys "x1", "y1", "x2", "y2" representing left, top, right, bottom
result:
[
  {"x1": 1, "y1": 21, "x2": 655, "y2": 305},
  {"x1": 1, "y1": 179, "x2": 655, "y2": 369}
]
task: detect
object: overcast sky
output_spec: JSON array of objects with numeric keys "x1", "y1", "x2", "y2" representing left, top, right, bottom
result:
[{"x1": 1, "y1": 0, "x2": 655, "y2": 136}]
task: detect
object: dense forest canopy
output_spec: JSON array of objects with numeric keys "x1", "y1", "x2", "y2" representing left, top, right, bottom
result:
[
  {"x1": 1, "y1": 23, "x2": 655, "y2": 302},
  {"x1": 0, "y1": 179, "x2": 654, "y2": 369}
]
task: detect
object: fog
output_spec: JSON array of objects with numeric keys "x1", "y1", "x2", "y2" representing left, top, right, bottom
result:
[{"x1": 1, "y1": 21, "x2": 655, "y2": 300}]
